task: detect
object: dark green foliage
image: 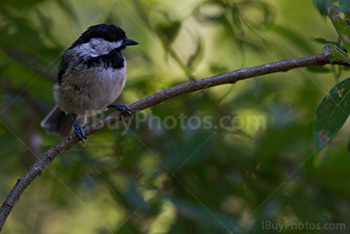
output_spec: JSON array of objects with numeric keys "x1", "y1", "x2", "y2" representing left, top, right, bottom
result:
[{"x1": 1, "y1": 1, "x2": 350, "y2": 234}]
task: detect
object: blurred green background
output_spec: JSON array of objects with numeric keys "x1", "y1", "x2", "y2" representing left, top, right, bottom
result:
[{"x1": 1, "y1": 0, "x2": 350, "y2": 233}]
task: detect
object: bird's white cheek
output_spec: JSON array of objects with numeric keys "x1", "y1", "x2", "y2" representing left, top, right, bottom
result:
[
  {"x1": 75, "y1": 39, "x2": 124, "y2": 57},
  {"x1": 112, "y1": 40, "x2": 123, "y2": 50}
]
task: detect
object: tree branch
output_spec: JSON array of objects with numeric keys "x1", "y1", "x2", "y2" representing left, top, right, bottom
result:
[{"x1": 0, "y1": 54, "x2": 348, "y2": 232}]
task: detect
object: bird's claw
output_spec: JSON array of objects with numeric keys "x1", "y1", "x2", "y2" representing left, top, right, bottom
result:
[
  {"x1": 74, "y1": 122, "x2": 87, "y2": 143},
  {"x1": 108, "y1": 104, "x2": 132, "y2": 117}
]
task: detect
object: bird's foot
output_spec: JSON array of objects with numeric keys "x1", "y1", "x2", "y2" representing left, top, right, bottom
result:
[
  {"x1": 74, "y1": 122, "x2": 87, "y2": 144},
  {"x1": 108, "y1": 104, "x2": 132, "y2": 122}
]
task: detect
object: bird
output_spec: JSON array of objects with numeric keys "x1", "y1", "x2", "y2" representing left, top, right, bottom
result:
[{"x1": 41, "y1": 24, "x2": 138, "y2": 143}]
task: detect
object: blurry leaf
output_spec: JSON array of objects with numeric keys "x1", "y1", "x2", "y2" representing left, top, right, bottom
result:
[
  {"x1": 272, "y1": 26, "x2": 315, "y2": 54},
  {"x1": 0, "y1": 0, "x2": 45, "y2": 10},
  {"x1": 306, "y1": 66, "x2": 331, "y2": 73},
  {"x1": 130, "y1": 0, "x2": 152, "y2": 28},
  {"x1": 170, "y1": 198, "x2": 244, "y2": 234},
  {"x1": 35, "y1": 10, "x2": 60, "y2": 46},
  {"x1": 322, "y1": 43, "x2": 349, "y2": 62},
  {"x1": 104, "y1": 11, "x2": 121, "y2": 26},
  {"x1": 262, "y1": 2, "x2": 276, "y2": 26},
  {"x1": 231, "y1": 5, "x2": 242, "y2": 29},
  {"x1": 35, "y1": 10, "x2": 52, "y2": 33},
  {"x1": 309, "y1": 37, "x2": 338, "y2": 44},
  {"x1": 340, "y1": 0, "x2": 350, "y2": 13},
  {"x1": 209, "y1": 63, "x2": 229, "y2": 74},
  {"x1": 239, "y1": 1, "x2": 276, "y2": 28},
  {"x1": 313, "y1": 77, "x2": 350, "y2": 152},
  {"x1": 55, "y1": 0, "x2": 79, "y2": 26},
  {"x1": 192, "y1": 1, "x2": 226, "y2": 23},
  {"x1": 125, "y1": 181, "x2": 152, "y2": 213},
  {"x1": 327, "y1": 5, "x2": 350, "y2": 53},
  {"x1": 313, "y1": 0, "x2": 337, "y2": 14},
  {"x1": 155, "y1": 20, "x2": 181, "y2": 45},
  {"x1": 186, "y1": 37, "x2": 204, "y2": 69},
  {"x1": 162, "y1": 135, "x2": 213, "y2": 171},
  {"x1": 331, "y1": 63, "x2": 343, "y2": 81}
]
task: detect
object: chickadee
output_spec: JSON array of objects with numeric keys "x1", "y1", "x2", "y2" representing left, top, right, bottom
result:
[{"x1": 41, "y1": 24, "x2": 138, "y2": 143}]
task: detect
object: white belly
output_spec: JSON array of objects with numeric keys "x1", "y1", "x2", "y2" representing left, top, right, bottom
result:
[{"x1": 54, "y1": 65, "x2": 127, "y2": 117}]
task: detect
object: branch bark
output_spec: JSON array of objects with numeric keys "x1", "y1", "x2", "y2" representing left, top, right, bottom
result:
[{"x1": 0, "y1": 54, "x2": 348, "y2": 232}]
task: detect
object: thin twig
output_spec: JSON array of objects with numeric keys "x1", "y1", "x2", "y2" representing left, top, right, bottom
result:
[{"x1": 0, "y1": 54, "x2": 348, "y2": 232}]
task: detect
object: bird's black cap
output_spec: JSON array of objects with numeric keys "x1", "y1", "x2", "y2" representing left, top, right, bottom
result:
[{"x1": 70, "y1": 24, "x2": 137, "y2": 48}]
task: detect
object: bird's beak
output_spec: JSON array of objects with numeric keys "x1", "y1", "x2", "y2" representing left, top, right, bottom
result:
[{"x1": 124, "y1": 38, "x2": 139, "y2": 46}]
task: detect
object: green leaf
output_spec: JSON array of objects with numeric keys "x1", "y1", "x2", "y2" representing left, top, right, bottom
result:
[
  {"x1": 327, "y1": 5, "x2": 350, "y2": 53},
  {"x1": 186, "y1": 37, "x2": 204, "y2": 69},
  {"x1": 155, "y1": 20, "x2": 181, "y2": 44},
  {"x1": 322, "y1": 43, "x2": 349, "y2": 62},
  {"x1": 309, "y1": 37, "x2": 338, "y2": 45},
  {"x1": 192, "y1": 1, "x2": 227, "y2": 23},
  {"x1": 272, "y1": 26, "x2": 315, "y2": 54},
  {"x1": 313, "y1": 77, "x2": 350, "y2": 152},
  {"x1": 340, "y1": 0, "x2": 350, "y2": 13},
  {"x1": 306, "y1": 66, "x2": 331, "y2": 73}
]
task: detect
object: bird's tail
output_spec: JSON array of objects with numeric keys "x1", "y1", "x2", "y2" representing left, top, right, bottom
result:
[{"x1": 41, "y1": 106, "x2": 74, "y2": 137}]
